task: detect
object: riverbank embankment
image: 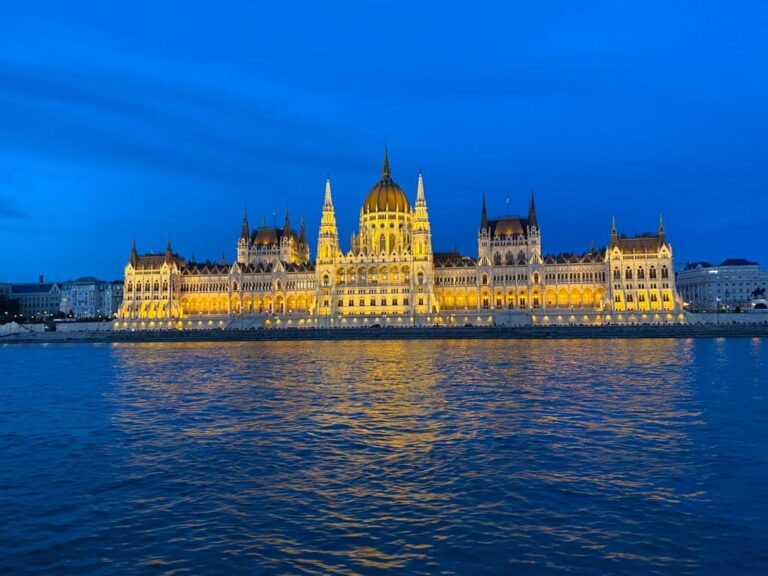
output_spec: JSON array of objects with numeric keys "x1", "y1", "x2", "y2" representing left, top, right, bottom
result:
[{"x1": 2, "y1": 323, "x2": 768, "y2": 344}]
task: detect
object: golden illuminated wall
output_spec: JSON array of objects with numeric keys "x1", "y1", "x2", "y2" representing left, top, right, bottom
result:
[
  {"x1": 434, "y1": 260, "x2": 608, "y2": 312},
  {"x1": 606, "y1": 245, "x2": 677, "y2": 312},
  {"x1": 120, "y1": 262, "x2": 182, "y2": 320},
  {"x1": 178, "y1": 269, "x2": 316, "y2": 316}
]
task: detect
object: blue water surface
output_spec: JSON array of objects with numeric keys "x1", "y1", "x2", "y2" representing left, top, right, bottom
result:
[{"x1": 1, "y1": 338, "x2": 766, "y2": 575}]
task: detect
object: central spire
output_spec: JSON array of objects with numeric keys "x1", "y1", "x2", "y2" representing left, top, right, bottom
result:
[{"x1": 381, "y1": 146, "x2": 391, "y2": 180}]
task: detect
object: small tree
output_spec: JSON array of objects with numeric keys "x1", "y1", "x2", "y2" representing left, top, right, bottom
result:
[{"x1": 0, "y1": 296, "x2": 20, "y2": 325}]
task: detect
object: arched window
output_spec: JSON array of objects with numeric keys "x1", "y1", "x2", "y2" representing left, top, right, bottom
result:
[
  {"x1": 625, "y1": 268, "x2": 633, "y2": 280},
  {"x1": 661, "y1": 266, "x2": 669, "y2": 279},
  {"x1": 322, "y1": 275, "x2": 329, "y2": 287},
  {"x1": 650, "y1": 267, "x2": 657, "y2": 279},
  {"x1": 638, "y1": 268, "x2": 645, "y2": 280},
  {"x1": 482, "y1": 274, "x2": 488, "y2": 285},
  {"x1": 613, "y1": 268, "x2": 621, "y2": 280},
  {"x1": 417, "y1": 272, "x2": 425, "y2": 285},
  {"x1": 379, "y1": 235, "x2": 386, "y2": 253}
]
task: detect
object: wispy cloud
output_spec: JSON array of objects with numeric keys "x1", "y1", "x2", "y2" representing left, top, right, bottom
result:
[{"x1": 0, "y1": 60, "x2": 367, "y2": 186}]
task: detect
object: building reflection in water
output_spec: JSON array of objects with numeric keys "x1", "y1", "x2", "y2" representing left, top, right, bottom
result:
[{"x1": 106, "y1": 338, "x2": 713, "y2": 573}]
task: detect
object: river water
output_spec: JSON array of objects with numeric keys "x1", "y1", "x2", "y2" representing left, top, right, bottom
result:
[{"x1": 1, "y1": 338, "x2": 766, "y2": 575}]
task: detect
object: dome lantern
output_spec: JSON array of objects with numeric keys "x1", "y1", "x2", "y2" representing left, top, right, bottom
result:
[{"x1": 362, "y1": 148, "x2": 411, "y2": 215}]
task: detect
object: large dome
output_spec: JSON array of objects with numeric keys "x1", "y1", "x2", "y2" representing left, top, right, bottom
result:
[{"x1": 362, "y1": 151, "x2": 411, "y2": 214}]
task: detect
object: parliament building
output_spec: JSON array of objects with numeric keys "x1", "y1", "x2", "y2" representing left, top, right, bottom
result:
[{"x1": 117, "y1": 151, "x2": 683, "y2": 330}]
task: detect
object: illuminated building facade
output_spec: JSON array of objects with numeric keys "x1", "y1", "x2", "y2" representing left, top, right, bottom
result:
[{"x1": 117, "y1": 151, "x2": 682, "y2": 329}]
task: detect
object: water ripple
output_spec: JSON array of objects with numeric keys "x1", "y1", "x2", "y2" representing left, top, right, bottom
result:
[{"x1": 0, "y1": 339, "x2": 767, "y2": 574}]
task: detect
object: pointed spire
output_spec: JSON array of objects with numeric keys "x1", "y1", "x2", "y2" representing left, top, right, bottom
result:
[
  {"x1": 610, "y1": 216, "x2": 618, "y2": 246},
  {"x1": 318, "y1": 174, "x2": 339, "y2": 259},
  {"x1": 416, "y1": 171, "x2": 425, "y2": 202},
  {"x1": 283, "y1": 208, "x2": 291, "y2": 235},
  {"x1": 220, "y1": 251, "x2": 227, "y2": 266},
  {"x1": 589, "y1": 240, "x2": 596, "y2": 253},
  {"x1": 241, "y1": 207, "x2": 250, "y2": 241},
  {"x1": 164, "y1": 239, "x2": 173, "y2": 264},
  {"x1": 130, "y1": 239, "x2": 138, "y2": 266},
  {"x1": 299, "y1": 216, "x2": 307, "y2": 245},
  {"x1": 658, "y1": 214, "x2": 666, "y2": 244},
  {"x1": 481, "y1": 193, "x2": 488, "y2": 229},
  {"x1": 324, "y1": 176, "x2": 333, "y2": 208},
  {"x1": 381, "y1": 146, "x2": 391, "y2": 180},
  {"x1": 528, "y1": 190, "x2": 538, "y2": 229}
]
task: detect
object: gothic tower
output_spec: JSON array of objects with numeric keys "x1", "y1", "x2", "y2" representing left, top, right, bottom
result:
[{"x1": 316, "y1": 177, "x2": 340, "y2": 317}]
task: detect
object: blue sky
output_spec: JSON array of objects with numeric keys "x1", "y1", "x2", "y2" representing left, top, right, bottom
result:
[{"x1": 1, "y1": 1, "x2": 767, "y2": 281}]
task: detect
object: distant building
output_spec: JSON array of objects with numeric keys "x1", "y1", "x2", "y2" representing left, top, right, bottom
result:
[
  {"x1": 61, "y1": 277, "x2": 124, "y2": 318},
  {"x1": 676, "y1": 259, "x2": 768, "y2": 311},
  {"x1": 3, "y1": 280, "x2": 62, "y2": 318},
  {"x1": 108, "y1": 280, "x2": 125, "y2": 316}
]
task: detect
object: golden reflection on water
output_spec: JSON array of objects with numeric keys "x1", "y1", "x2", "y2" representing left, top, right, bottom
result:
[
  {"x1": 107, "y1": 338, "x2": 707, "y2": 573},
  {"x1": 109, "y1": 338, "x2": 699, "y2": 464}
]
